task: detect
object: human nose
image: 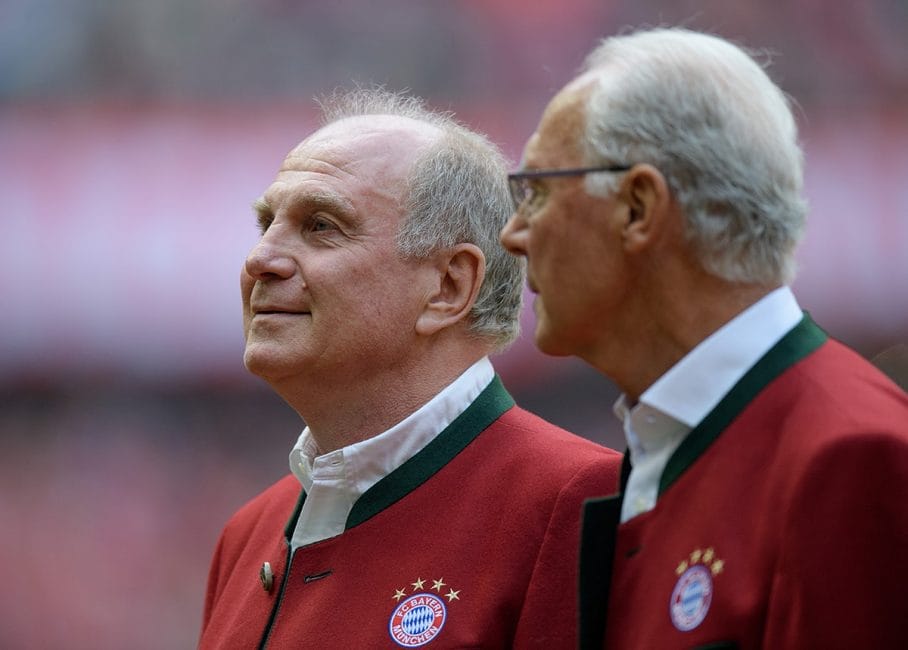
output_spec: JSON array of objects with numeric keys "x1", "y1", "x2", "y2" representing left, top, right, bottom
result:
[
  {"x1": 244, "y1": 229, "x2": 296, "y2": 280},
  {"x1": 499, "y1": 211, "x2": 529, "y2": 258}
]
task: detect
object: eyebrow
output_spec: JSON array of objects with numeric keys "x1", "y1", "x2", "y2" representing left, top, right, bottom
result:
[
  {"x1": 299, "y1": 192, "x2": 355, "y2": 217},
  {"x1": 252, "y1": 192, "x2": 355, "y2": 229},
  {"x1": 252, "y1": 197, "x2": 273, "y2": 232},
  {"x1": 252, "y1": 196, "x2": 271, "y2": 217}
]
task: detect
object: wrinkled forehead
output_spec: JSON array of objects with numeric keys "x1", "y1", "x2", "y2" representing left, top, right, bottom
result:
[{"x1": 289, "y1": 115, "x2": 442, "y2": 178}]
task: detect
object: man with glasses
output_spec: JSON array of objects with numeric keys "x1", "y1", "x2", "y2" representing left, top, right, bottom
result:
[
  {"x1": 198, "y1": 88, "x2": 621, "y2": 649},
  {"x1": 500, "y1": 27, "x2": 908, "y2": 649}
]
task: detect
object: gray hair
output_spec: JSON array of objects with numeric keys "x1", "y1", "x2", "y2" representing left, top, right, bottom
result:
[
  {"x1": 317, "y1": 87, "x2": 523, "y2": 349},
  {"x1": 580, "y1": 28, "x2": 807, "y2": 285}
]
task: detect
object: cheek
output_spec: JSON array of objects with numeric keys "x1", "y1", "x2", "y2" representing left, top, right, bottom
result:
[
  {"x1": 527, "y1": 207, "x2": 573, "y2": 257},
  {"x1": 345, "y1": 262, "x2": 428, "y2": 325},
  {"x1": 528, "y1": 227, "x2": 574, "y2": 282}
]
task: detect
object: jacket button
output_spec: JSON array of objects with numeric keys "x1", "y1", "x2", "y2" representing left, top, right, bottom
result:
[{"x1": 260, "y1": 562, "x2": 274, "y2": 592}]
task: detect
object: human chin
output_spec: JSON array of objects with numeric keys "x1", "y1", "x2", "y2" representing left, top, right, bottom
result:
[
  {"x1": 532, "y1": 311, "x2": 572, "y2": 358},
  {"x1": 242, "y1": 340, "x2": 273, "y2": 377},
  {"x1": 243, "y1": 341, "x2": 301, "y2": 381}
]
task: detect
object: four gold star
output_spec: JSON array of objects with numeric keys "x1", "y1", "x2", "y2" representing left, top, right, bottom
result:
[
  {"x1": 393, "y1": 577, "x2": 461, "y2": 602},
  {"x1": 675, "y1": 547, "x2": 725, "y2": 578}
]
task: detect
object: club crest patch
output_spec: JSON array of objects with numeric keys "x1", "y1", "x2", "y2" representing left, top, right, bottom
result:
[
  {"x1": 670, "y1": 547, "x2": 724, "y2": 632},
  {"x1": 388, "y1": 577, "x2": 460, "y2": 647}
]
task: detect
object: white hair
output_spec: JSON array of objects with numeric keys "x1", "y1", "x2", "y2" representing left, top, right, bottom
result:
[
  {"x1": 580, "y1": 28, "x2": 807, "y2": 285},
  {"x1": 318, "y1": 87, "x2": 523, "y2": 348}
]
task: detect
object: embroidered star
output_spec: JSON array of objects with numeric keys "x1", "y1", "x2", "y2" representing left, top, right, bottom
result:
[
  {"x1": 676, "y1": 561, "x2": 688, "y2": 576},
  {"x1": 445, "y1": 588, "x2": 460, "y2": 602},
  {"x1": 690, "y1": 549, "x2": 703, "y2": 564},
  {"x1": 393, "y1": 589, "x2": 407, "y2": 602},
  {"x1": 711, "y1": 559, "x2": 724, "y2": 576},
  {"x1": 432, "y1": 578, "x2": 446, "y2": 592},
  {"x1": 703, "y1": 548, "x2": 715, "y2": 564},
  {"x1": 411, "y1": 577, "x2": 426, "y2": 591}
]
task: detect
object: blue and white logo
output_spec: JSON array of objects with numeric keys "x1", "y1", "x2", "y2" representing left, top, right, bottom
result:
[
  {"x1": 670, "y1": 565, "x2": 713, "y2": 631},
  {"x1": 389, "y1": 593, "x2": 447, "y2": 647}
]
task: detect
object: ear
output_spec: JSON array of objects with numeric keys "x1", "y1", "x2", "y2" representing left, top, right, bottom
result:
[
  {"x1": 415, "y1": 243, "x2": 485, "y2": 337},
  {"x1": 619, "y1": 164, "x2": 674, "y2": 253}
]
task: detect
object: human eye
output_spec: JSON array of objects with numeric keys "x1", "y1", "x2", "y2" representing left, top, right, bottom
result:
[
  {"x1": 526, "y1": 180, "x2": 547, "y2": 210},
  {"x1": 253, "y1": 198, "x2": 273, "y2": 235},
  {"x1": 305, "y1": 212, "x2": 339, "y2": 234},
  {"x1": 256, "y1": 213, "x2": 273, "y2": 235},
  {"x1": 513, "y1": 178, "x2": 543, "y2": 214},
  {"x1": 511, "y1": 178, "x2": 531, "y2": 208}
]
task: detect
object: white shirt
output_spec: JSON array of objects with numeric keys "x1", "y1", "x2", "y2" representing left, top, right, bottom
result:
[
  {"x1": 288, "y1": 357, "x2": 495, "y2": 549},
  {"x1": 615, "y1": 287, "x2": 803, "y2": 522}
]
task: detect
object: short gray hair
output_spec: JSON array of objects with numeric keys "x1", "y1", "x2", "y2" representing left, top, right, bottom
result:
[
  {"x1": 317, "y1": 87, "x2": 523, "y2": 348},
  {"x1": 580, "y1": 28, "x2": 807, "y2": 285}
]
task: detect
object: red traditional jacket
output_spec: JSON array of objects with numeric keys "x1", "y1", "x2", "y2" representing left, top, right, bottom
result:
[
  {"x1": 201, "y1": 377, "x2": 622, "y2": 649},
  {"x1": 579, "y1": 316, "x2": 908, "y2": 650}
]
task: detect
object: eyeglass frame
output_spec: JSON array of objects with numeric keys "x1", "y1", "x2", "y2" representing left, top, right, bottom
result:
[{"x1": 507, "y1": 164, "x2": 633, "y2": 213}]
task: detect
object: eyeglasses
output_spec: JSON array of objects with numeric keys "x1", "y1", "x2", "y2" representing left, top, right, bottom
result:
[{"x1": 507, "y1": 164, "x2": 633, "y2": 213}]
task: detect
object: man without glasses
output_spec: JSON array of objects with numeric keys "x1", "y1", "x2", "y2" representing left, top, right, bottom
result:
[{"x1": 199, "y1": 88, "x2": 621, "y2": 649}]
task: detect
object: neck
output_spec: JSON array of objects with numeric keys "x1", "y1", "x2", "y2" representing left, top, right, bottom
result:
[
  {"x1": 272, "y1": 341, "x2": 490, "y2": 454},
  {"x1": 589, "y1": 262, "x2": 778, "y2": 402}
]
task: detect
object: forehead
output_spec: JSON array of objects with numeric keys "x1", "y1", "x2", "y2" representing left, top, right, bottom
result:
[
  {"x1": 264, "y1": 115, "x2": 441, "y2": 216},
  {"x1": 523, "y1": 78, "x2": 596, "y2": 169},
  {"x1": 288, "y1": 115, "x2": 440, "y2": 180}
]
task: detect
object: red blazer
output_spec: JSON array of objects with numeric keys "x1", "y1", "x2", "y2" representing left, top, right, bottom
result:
[
  {"x1": 580, "y1": 317, "x2": 908, "y2": 649},
  {"x1": 201, "y1": 377, "x2": 621, "y2": 649}
]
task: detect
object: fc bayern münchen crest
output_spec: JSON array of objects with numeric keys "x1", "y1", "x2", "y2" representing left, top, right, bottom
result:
[
  {"x1": 670, "y1": 564, "x2": 713, "y2": 631},
  {"x1": 669, "y1": 547, "x2": 724, "y2": 632},
  {"x1": 388, "y1": 593, "x2": 447, "y2": 647}
]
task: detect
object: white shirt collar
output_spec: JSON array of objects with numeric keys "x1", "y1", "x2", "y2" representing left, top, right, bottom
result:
[
  {"x1": 617, "y1": 286, "x2": 803, "y2": 430},
  {"x1": 612, "y1": 287, "x2": 803, "y2": 522},
  {"x1": 287, "y1": 357, "x2": 494, "y2": 548}
]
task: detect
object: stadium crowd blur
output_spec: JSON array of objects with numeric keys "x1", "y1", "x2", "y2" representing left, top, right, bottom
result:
[{"x1": 1, "y1": 1, "x2": 906, "y2": 647}]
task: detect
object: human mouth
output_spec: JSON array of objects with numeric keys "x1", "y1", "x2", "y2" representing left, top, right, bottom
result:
[{"x1": 252, "y1": 305, "x2": 310, "y2": 317}]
